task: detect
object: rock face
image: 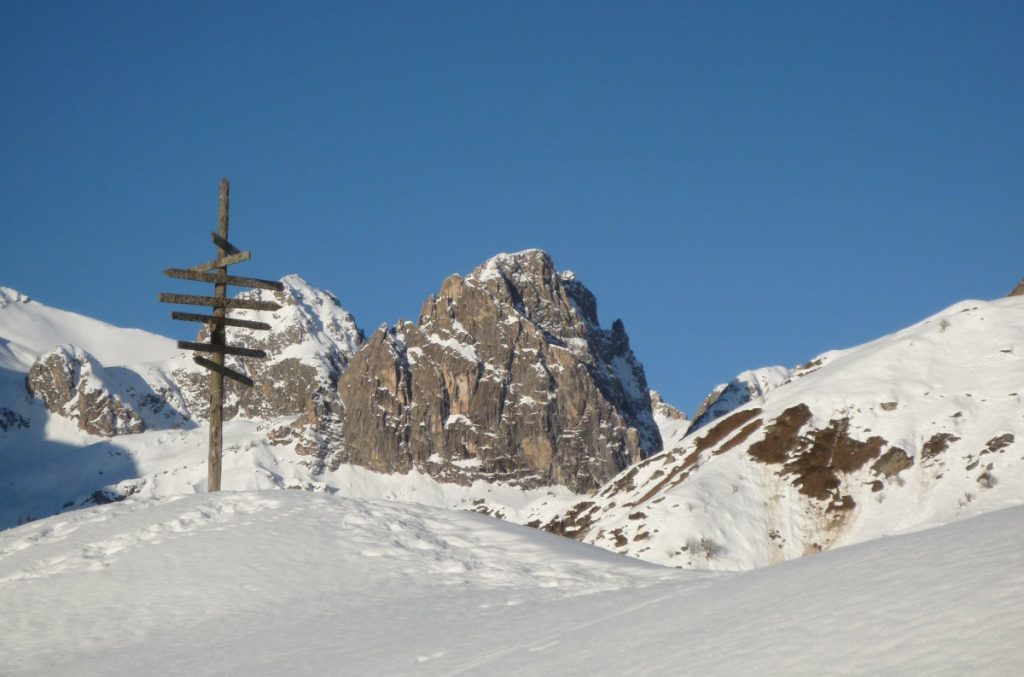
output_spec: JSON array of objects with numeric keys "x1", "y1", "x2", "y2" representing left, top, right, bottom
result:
[
  {"x1": 26, "y1": 346, "x2": 145, "y2": 436},
  {"x1": 173, "y1": 275, "x2": 363, "y2": 429},
  {"x1": 331, "y1": 250, "x2": 661, "y2": 492},
  {"x1": 650, "y1": 391, "x2": 686, "y2": 424}
]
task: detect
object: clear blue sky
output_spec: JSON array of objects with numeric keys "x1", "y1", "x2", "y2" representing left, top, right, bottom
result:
[{"x1": 2, "y1": 1, "x2": 1022, "y2": 414}]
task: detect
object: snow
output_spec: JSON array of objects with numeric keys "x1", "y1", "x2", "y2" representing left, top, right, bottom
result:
[
  {"x1": 472, "y1": 249, "x2": 550, "y2": 284},
  {"x1": 444, "y1": 413, "x2": 473, "y2": 428},
  {"x1": 426, "y1": 333, "x2": 479, "y2": 361},
  {"x1": 0, "y1": 289, "x2": 177, "y2": 371},
  {"x1": 228, "y1": 273, "x2": 362, "y2": 367},
  {"x1": 1, "y1": 490, "x2": 1021, "y2": 675},
  {"x1": 611, "y1": 354, "x2": 644, "y2": 403}
]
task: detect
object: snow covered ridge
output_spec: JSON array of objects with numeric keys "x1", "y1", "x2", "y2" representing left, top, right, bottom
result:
[
  {"x1": 0, "y1": 287, "x2": 178, "y2": 369},
  {"x1": 0, "y1": 287, "x2": 30, "y2": 308},
  {"x1": 1, "y1": 491, "x2": 1021, "y2": 675},
  {"x1": 688, "y1": 365, "x2": 791, "y2": 433},
  {"x1": 546, "y1": 296, "x2": 1024, "y2": 570},
  {"x1": 2, "y1": 259, "x2": 654, "y2": 526}
]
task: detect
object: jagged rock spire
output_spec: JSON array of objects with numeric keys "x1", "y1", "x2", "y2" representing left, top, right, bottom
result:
[{"x1": 332, "y1": 249, "x2": 662, "y2": 492}]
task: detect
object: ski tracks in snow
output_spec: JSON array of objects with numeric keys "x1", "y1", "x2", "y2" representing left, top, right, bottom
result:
[{"x1": 0, "y1": 493, "x2": 283, "y2": 587}]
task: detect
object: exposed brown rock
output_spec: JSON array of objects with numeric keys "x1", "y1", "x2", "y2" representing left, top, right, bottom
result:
[
  {"x1": 783, "y1": 419, "x2": 885, "y2": 500},
  {"x1": 747, "y1": 405, "x2": 885, "y2": 500},
  {"x1": 922, "y1": 432, "x2": 961, "y2": 461},
  {"x1": 1007, "y1": 279, "x2": 1024, "y2": 297},
  {"x1": 983, "y1": 433, "x2": 1014, "y2": 454},
  {"x1": 747, "y1": 404, "x2": 813, "y2": 465},
  {"x1": 629, "y1": 448, "x2": 701, "y2": 506},
  {"x1": 544, "y1": 501, "x2": 598, "y2": 538},
  {"x1": 694, "y1": 408, "x2": 762, "y2": 454},
  {"x1": 715, "y1": 420, "x2": 763, "y2": 455}
]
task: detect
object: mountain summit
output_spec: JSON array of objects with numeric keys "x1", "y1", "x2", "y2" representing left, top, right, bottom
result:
[{"x1": 332, "y1": 249, "x2": 661, "y2": 492}]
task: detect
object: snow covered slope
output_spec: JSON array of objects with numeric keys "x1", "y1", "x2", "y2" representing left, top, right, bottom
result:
[
  {"x1": 1, "y1": 490, "x2": 1021, "y2": 676},
  {"x1": 0, "y1": 287, "x2": 178, "y2": 370},
  {"x1": 548, "y1": 296, "x2": 1024, "y2": 569}
]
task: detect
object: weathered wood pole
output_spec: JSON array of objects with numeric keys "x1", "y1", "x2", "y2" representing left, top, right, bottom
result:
[{"x1": 208, "y1": 178, "x2": 230, "y2": 491}]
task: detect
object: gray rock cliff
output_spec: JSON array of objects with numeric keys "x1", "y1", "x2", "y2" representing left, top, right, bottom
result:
[{"x1": 329, "y1": 250, "x2": 661, "y2": 492}]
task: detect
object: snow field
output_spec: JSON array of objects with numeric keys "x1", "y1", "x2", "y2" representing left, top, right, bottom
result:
[{"x1": 1, "y1": 491, "x2": 1022, "y2": 675}]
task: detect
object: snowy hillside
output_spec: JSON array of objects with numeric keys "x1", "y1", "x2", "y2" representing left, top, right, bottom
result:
[
  {"x1": 549, "y1": 296, "x2": 1024, "y2": 569},
  {"x1": 1, "y1": 490, "x2": 1021, "y2": 676},
  {"x1": 0, "y1": 287, "x2": 178, "y2": 369}
]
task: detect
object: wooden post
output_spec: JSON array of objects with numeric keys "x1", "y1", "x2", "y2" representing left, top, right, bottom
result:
[
  {"x1": 208, "y1": 178, "x2": 229, "y2": 492},
  {"x1": 159, "y1": 178, "x2": 281, "y2": 493}
]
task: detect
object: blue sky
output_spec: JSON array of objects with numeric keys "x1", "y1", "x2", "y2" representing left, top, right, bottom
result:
[{"x1": 2, "y1": 1, "x2": 1022, "y2": 414}]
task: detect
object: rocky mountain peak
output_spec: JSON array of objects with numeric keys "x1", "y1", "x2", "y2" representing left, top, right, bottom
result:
[
  {"x1": 650, "y1": 390, "x2": 687, "y2": 422},
  {"x1": 1008, "y1": 279, "x2": 1024, "y2": 297},
  {"x1": 456, "y1": 249, "x2": 598, "y2": 338},
  {"x1": 333, "y1": 249, "x2": 662, "y2": 492},
  {"x1": 173, "y1": 274, "x2": 364, "y2": 422}
]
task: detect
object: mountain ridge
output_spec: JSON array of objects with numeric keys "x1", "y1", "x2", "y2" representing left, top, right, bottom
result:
[
  {"x1": 3, "y1": 258, "x2": 1022, "y2": 577},
  {"x1": 545, "y1": 294, "x2": 1024, "y2": 569},
  {"x1": 0, "y1": 252, "x2": 664, "y2": 526}
]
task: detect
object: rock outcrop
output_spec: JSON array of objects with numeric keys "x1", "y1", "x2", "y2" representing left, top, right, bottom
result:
[
  {"x1": 650, "y1": 390, "x2": 689, "y2": 452},
  {"x1": 650, "y1": 391, "x2": 686, "y2": 425},
  {"x1": 173, "y1": 275, "x2": 363, "y2": 428},
  {"x1": 331, "y1": 250, "x2": 661, "y2": 492},
  {"x1": 689, "y1": 366, "x2": 791, "y2": 432},
  {"x1": 26, "y1": 346, "x2": 145, "y2": 436}
]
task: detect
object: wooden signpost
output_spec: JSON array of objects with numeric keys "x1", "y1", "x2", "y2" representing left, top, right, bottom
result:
[{"x1": 160, "y1": 178, "x2": 283, "y2": 491}]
